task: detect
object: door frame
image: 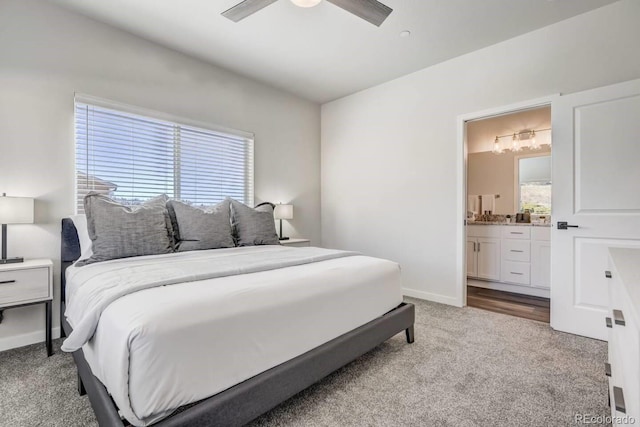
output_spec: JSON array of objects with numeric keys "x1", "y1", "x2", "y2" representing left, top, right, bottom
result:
[{"x1": 455, "y1": 94, "x2": 559, "y2": 307}]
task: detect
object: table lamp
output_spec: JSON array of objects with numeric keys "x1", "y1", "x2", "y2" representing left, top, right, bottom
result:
[
  {"x1": 0, "y1": 193, "x2": 34, "y2": 264},
  {"x1": 274, "y1": 203, "x2": 293, "y2": 241}
]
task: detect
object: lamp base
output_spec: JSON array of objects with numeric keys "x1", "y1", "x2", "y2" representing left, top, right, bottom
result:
[
  {"x1": 279, "y1": 237, "x2": 290, "y2": 241},
  {"x1": 0, "y1": 257, "x2": 24, "y2": 264}
]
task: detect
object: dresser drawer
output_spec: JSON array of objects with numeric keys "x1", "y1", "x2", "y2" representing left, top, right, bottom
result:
[
  {"x1": 501, "y1": 227, "x2": 531, "y2": 240},
  {"x1": 502, "y1": 240, "x2": 530, "y2": 262},
  {"x1": 501, "y1": 261, "x2": 530, "y2": 285},
  {"x1": 0, "y1": 267, "x2": 50, "y2": 306}
]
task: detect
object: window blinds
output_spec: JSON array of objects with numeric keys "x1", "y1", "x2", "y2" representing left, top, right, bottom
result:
[{"x1": 75, "y1": 101, "x2": 254, "y2": 213}]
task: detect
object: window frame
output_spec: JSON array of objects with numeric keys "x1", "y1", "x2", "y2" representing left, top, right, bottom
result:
[{"x1": 74, "y1": 94, "x2": 254, "y2": 212}]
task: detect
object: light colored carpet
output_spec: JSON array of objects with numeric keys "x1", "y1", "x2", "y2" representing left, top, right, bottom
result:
[{"x1": 0, "y1": 298, "x2": 609, "y2": 426}]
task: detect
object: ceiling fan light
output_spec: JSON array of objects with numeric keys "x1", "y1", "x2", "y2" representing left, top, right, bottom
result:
[{"x1": 290, "y1": 0, "x2": 322, "y2": 7}]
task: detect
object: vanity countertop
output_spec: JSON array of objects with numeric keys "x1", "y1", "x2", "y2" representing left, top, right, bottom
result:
[{"x1": 467, "y1": 221, "x2": 552, "y2": 227}]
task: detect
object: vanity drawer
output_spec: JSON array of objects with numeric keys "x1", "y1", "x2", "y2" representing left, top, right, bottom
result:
[
  {"x1": 502, "y1": 240, "x2": 530, "y2": 262},
  {"x1": 501, "y1": 261, "x2": 530, "y2": 285},
  {"x1": 501, "y1": 227, "x2": 531, "y2": 240},
  {"x1": 531, "y1": 227, "x2": 550, "y2": 241},
  {"x1": 0, "y1": 267, "x2": 50, "y2": 306},
  {"x1": 467, "y1": 225, "x2": 501, "y2": 238}
]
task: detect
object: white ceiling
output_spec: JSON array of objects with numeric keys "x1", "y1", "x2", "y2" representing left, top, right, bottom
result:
[{"x1": 47, "y1": 0, "x2": 618, "y2": 103}]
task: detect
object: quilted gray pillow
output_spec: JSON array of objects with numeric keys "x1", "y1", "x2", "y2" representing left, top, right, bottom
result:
[
  {"x1": 166, "y1": 199, "x2": 235, "y2": 252},
  {"x1": 77, "y1": 194, "x2": 173, "y2": 266},
  {"x1": 230, "y1": 199, "x2": 280, "y2": 246}
]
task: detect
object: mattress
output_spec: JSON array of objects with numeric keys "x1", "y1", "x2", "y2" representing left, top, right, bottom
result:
[{"x1": 64, "y1": 246, "x2": 403, "y2": 426}]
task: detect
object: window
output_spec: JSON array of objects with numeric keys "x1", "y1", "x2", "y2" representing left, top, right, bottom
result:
[
  {"x1": 75, "y1": 98, "x2": 254, "y2": 213},
  {"x1": 517, "y1": 155, "x2": 551, "y2": 215}
]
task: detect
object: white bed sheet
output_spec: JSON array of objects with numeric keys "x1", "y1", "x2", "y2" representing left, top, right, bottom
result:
[{"x1": 66, "y1": 246, "x2": 402, "y2": 426}]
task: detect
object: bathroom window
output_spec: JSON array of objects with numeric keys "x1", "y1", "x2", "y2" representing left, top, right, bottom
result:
[{"x1": 517, "y1": 155, "x2": 551, "y2": 214}]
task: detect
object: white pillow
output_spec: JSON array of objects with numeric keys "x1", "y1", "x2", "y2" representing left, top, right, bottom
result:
[{"x1": 70, "y1": 214, "x2": 93, "y2": 261}]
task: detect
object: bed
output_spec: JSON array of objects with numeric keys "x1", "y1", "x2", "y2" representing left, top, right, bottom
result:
[{"x1": 60, "y1": 218, "x2": 415, "y2": 426}]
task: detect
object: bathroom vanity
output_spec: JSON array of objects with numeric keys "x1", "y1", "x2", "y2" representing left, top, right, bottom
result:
[{"x1": 467, "y1": 223, "x2": 551, "y2": 297}]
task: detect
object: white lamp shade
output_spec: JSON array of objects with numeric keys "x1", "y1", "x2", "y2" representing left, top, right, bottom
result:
[
  {"x1": 0, "y1": 196, "x2": 34, "y2": 224},
  {"x1": 274, "y1": 204, "x2": 293, "y2": 220}
]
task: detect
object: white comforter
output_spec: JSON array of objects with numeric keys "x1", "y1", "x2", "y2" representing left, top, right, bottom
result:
[{"x1": 64, "y1": 246, "x2": 403, "y2": 426}]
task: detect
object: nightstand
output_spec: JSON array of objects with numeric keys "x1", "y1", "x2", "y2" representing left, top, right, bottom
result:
[
  {"x1": 0, "y1": 259, "x2": 54, "y2": 356},
  {"x1": 280, "y1": 238, "x2": 311, "y2": 248}
]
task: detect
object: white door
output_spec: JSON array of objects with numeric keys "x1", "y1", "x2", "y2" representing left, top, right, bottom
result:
[
  {"x1": 477, "y1": 237, "x2": 500, "y2": 281},
  {"x1": 466, "y1": 238, "x2": 478, "y2": 277},
  {"x1": 551, "y1": 79, "x2": 640, "y2": 340}
]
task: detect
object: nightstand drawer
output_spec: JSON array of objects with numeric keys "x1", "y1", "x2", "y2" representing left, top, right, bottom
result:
[{"x1": 0, "y1": 267, "x2": 50, "y2": 305}]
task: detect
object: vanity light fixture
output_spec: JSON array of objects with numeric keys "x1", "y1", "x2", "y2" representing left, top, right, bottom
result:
[
  {"x1": 491, "y1": 127, "x2": 551, "y2": 154},
  {"x1": 529, "y1": 130, "x2": 540, "y2": 150},
  {"x1": 511, "y1": 133, "x2": 522, "y2": 152},
  {"x1": 491, "y1": 136, "x2": 503, "y2": 154}
]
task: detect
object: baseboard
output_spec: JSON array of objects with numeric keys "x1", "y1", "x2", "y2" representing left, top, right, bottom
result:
[
  {"x1": 402, "y1": 288, "x2": 462, "y2": 307},
  {"x1": 467, "y1": 279, "x2": 550, "y2": 298},
  {"x1": 0, "y1": 327, "x2": 61, "y2": 352}
]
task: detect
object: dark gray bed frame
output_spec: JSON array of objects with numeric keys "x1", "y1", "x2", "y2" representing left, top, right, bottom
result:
[{"x1": 60, "y1": 218, "x2": 415, "y2": 426}]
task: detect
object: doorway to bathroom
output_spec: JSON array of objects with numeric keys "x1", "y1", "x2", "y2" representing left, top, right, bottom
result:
[{"x1": 463, "y1": 104, "x2": 552, "y2": 323}]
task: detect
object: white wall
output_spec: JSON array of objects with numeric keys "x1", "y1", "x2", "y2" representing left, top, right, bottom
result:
[
  {"x1": 0, "y1": 0, "x2": 320, "y2": 351},
  {"x1": 321, "y1": 0, "x2": 640, "y2": 305}
]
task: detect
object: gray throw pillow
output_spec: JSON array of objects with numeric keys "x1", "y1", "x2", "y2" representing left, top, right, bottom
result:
[
  {"x1": 230, "y1": 199, "x2": 280, "y2": 246},
  {"x1": 77, "y1": 193, "x2": 173, "y2": 266},
  {"x1": 166, "y1": 199, "x2": 235, "y2": 252}
]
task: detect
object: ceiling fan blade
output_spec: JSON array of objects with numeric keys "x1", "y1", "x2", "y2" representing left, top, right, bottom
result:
[
  {"x1": 326, "y1": 0, "x2": 392, "y2": 26},
  {"x1": 222, "y1": 0, "x2": 279, "y2": 22}
]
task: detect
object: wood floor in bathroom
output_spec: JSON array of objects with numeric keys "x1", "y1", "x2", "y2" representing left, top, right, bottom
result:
[{"x1": 467, "y1": 286, "x2": 550, "y2": 323}]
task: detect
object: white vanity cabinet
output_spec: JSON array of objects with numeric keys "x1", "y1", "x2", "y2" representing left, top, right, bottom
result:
[
  {"x1": 467, "y1": 226, "x2": 501, "y2": 281},
  {"x1": 467, "y1": 224, "x2": 550, "y2": 297}
]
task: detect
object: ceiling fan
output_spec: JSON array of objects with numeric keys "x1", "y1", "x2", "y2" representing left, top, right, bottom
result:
[{"x1": 222, "y1": 0, "x2": 393, "y2": 27}]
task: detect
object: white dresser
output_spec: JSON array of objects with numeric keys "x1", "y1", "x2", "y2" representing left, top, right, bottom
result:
[{"x1": 606, "y1": 248, "x2": 640, "y2": 424}]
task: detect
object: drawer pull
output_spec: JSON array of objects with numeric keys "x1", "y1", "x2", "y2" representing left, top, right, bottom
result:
[
  {"x1": 510, "y1": 272, "x2": 524, "y2": 275},
  {"x1": 510, "y1": 232, "x2": 524, "y2": 234},
  {"x1": 606, "y1": 317, "x2": 612, "y2": 328},
  {"x1": 510, "y1": 250, "x2": 524, "y2": 253},
  {"x1": 605, "y1": 270, "x2": 612, "y2": 279},
  {"x1": 605, "y1": 362, "x2": 611, "y2": 377},
  {"x1": 613, "y1": 310, "x2": 625, "y2": 326},
  {"x1": 0, "y1": 280, "x2": 16, "y2": 285},
  {"x1": 613, "y1": 386, "x2": 626, "y2": 413}
]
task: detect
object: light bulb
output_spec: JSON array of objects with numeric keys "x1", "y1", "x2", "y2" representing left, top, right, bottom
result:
[
  {"x1": 529, "y1": 130, "x2": 540, "y2": 150},
  {"x1": 492, "y1": 136, "x2": 503, "y2": 154},
  {"x1": 290, "y1": 0, "x2": 322, "y2": 7},
  {"x1": 512, "y1": 133, "x2": 521, "y2": 152}
]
